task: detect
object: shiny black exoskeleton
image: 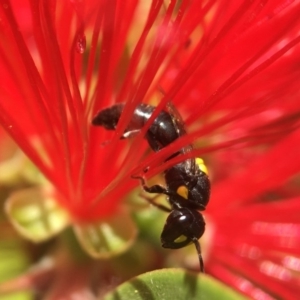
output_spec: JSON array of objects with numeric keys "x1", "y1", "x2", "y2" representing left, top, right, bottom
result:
[{"x1": 92, "y1": 103, "x2": 210, "y2": 272}]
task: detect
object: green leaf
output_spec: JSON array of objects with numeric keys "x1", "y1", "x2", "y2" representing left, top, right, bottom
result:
[
  {"x1": 5, "y1": 187, "x2": 70, "y2": 242},
  {"x1": 0, "y1": 228, "x2": 33, "y2": 299},
  {"x1": 0, "y1": 241, "x2": 29, "y2": 282},
  {"x1": 0, "y1": 291, "x2": 32, "y2": 300},
  {"x1": 103, "y1": 268, "x2": 247, "y2": 300},
  {"x1": 74, "y1": 208, "x2": 137, "y2": 259}
]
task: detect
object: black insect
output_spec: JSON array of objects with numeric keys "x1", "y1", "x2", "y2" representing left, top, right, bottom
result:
[{"x1": 92, "y1": 103, "x2": 210, "y2": 272}]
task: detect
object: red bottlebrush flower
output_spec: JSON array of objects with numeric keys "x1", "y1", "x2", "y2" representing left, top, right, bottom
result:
[
  {"x1": 205, "y1": 129, "x2": 300, "y2": 300},
  {"x1": 0, "y1": 0, "x2": 300, "y2": 299}
]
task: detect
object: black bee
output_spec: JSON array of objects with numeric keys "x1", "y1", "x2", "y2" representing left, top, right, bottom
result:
[{"x1": 92, "y1": 103, "x2": 210, "y2": 272}]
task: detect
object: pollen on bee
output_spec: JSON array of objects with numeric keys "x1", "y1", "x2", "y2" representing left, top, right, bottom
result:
[
  {"x1": 196, "y1": 158, "x2": 208, "y2": 175},
  {"x1": 177, "y1": 185, "x2": 189, "y2": 199},
  {"x1": 174, "y1": 235, "x2": 188, "y2": 243}
]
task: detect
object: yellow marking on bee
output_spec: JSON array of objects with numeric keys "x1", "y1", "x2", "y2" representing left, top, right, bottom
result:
[
  {"x1": 174, "y1": 235, "x2": 187, "y2": 243},
  {"x1": 177, "y1": 185, "x2": 188, "y2": 199},
  {"x1": 196, "y1": 157, "x2": 208, "y2": 175}
]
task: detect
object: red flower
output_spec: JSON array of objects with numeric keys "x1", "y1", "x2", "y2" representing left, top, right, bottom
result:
[
  {"x1": 206, "y1": 129, "x2": 300, "y2": 299},
  {"x1": 0, "y1": 0, "x2": 300, "y2": 298}
]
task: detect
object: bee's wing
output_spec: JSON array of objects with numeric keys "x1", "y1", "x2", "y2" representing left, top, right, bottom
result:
[{"x1": 166, "y1": 102, "x2": 196, "y2": 173}]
